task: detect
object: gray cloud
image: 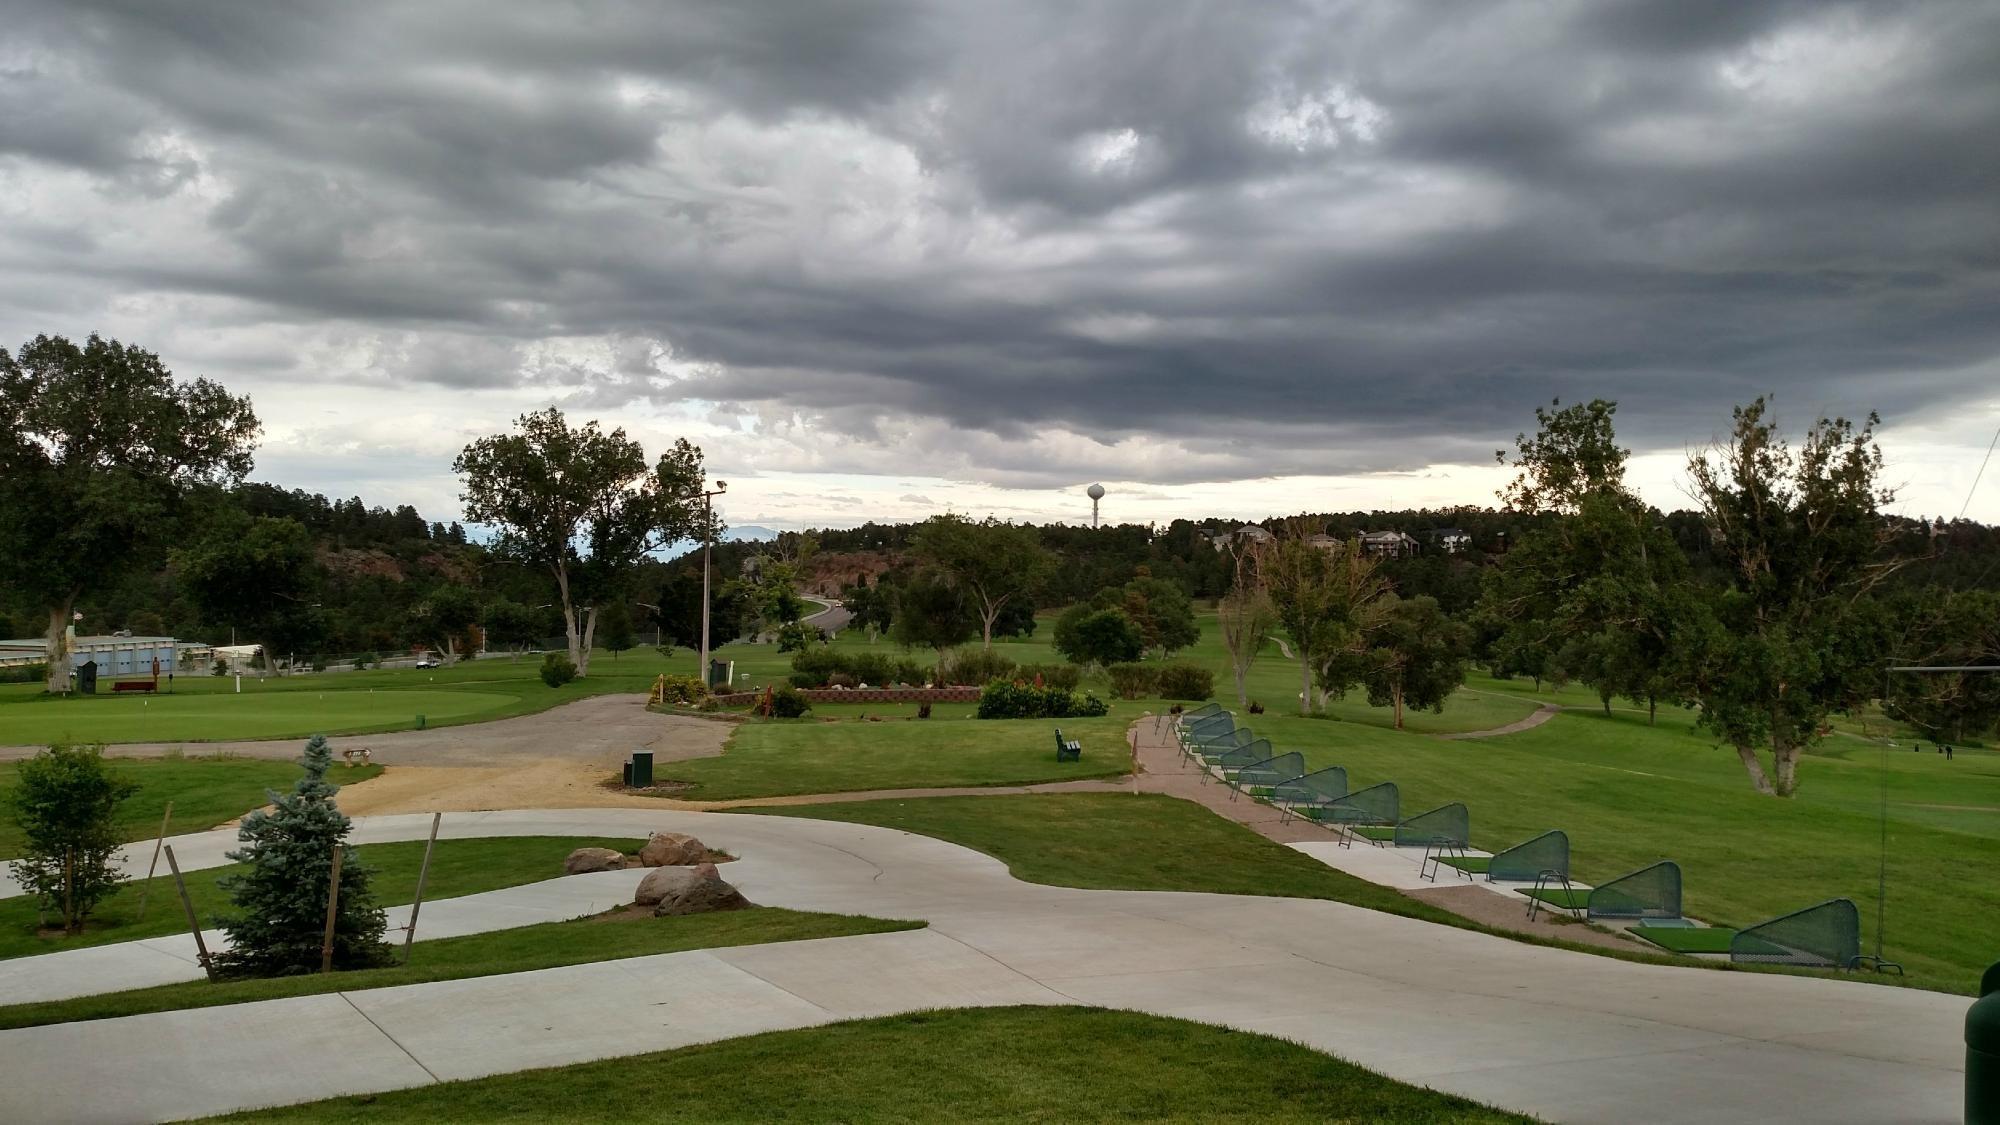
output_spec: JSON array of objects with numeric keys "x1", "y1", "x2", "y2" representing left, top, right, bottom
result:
[{"x1": 3, "y1": 0, "x2": 1998, "y2": 491}]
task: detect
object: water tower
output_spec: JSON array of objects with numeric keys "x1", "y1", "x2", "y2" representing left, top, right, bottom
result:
[{"x1": 1087, "y1": 483, "x2": 1106, "y2": 528}]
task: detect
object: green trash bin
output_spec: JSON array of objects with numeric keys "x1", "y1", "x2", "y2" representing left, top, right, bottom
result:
[{"x1": 1971, "y1": 960, "x2": 2000, "y2": 1125}]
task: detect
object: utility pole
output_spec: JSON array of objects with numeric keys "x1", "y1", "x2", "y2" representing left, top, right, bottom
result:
[{"x1": 697, "y1": 480, "x2": 727, "y2": 686}]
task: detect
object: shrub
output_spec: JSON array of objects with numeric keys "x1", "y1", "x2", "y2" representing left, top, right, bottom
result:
[
  {"x1": 654, "y1": 674, "x2": 708, "y2": 706},
  {"x1": 768, "y1": 685, "x2": 811, "y2": 719},
  {"x1": 936, "y1": 648, "x2": 1017, "y2": 686},
  {"x1": 0, "y1": 661, "x2": 48, "y2": 685},
  {"x1": 892, "y1": 659, "x2": 929, "y2": 686},
  {"x1": 1073, "y1": 692, "x2": 1110, "y2": 717},
  {"x1": 1051, "y1": 605, "x2": 1144, "y2": 667},
  {"x1": 215, "y1": 735, "x2": 393, "y2": 977},
  {"x1": 7, "y1": 743, "x2": 137, "y2": 935},
  {"x1": 844, "y1": 648, "x2": 900, "y2": 684},
  {"x1": 976, "y1": 681, "x2": 1104, "y2": 719},
  {"x1": 1106, "y1": 662, "x2": 1158, "y2": 699},
  {"x1": 827, "y1": 672, "x2": 858, "y2": 689},
  {"x1": 776, "y1": 622, "x2": 828, "y2": 653},
  {"x1": 539, "y1": 652, "x2": 577, "y2": 688},
  {"x1": 1154, "y1": 662, "x2": 1215, "y2": 701},
  {"x1": 789, "y1": 647, "x2": 850, "y2": 688},
  {"x1": 1013, "y1": 662, "x2": 1081, "y2": 692}
]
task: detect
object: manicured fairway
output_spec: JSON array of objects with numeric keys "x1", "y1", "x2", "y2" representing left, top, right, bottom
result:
[
  {"x1": 208, "y1": 1005, "x2": 1534, "y2": 1124},
  {"x1": 1247, "y1": 704, "x2": 2000, "y2": 992},
  {"x1": 0, "y1": 835, "x2": 640, "y2": 960},
  {"x1": 0, "y1": 755, "x2": 381, "y2": 859},
  {"x1": 0, "y1": 688, "x2": 513, "y2": 745},
  {"x1": 661, "y1": 714, "x2": 1131, "y2": 799},
  {"x1": 0, "y1": 908, "x2": 918, "y2": 1031}
]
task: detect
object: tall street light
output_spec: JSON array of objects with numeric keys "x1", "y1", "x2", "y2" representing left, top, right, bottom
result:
[{"x1": 698, "y1": 480, "x2": 727, "y2": 686}]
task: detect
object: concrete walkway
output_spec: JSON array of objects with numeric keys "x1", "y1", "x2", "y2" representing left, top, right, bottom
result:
[
  {"x1": 0, "y1": 807, "x2": 1967, "y2": 1124},
  {"x1": 1438, "y1": 701, "x2": 1563, "y2": 740},
  {"x1": 0, "y1": 867, "x2": 650, "y2": 1006}
]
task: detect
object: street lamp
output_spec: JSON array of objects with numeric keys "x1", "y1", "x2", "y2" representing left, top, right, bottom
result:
[{"x1": 697, "y1": 480, "x2": 727, "y2": 687}]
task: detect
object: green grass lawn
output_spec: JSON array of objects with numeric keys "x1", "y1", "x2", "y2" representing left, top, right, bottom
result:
[
  {"x1": 0, "y1": 754, "x2": 381, "y2": 859},
  {"x1": 660, "y1": 714, "x2": 1133, "y2": 799},
  {"x1": 206, "y1": 1005, "x2": 1532, "y2": 1124},
  {"x1": 750, "y1": 793, "x2": 1464, "y2": 926},
  {"x1": 1245, "y1": 703, "x2": 2000, "y2": 993},
  {"x1": 0, "y1": 907, "x2": 916, "y2": 1032},
  {"x1": 0, "y1": 835, "x2": 639, "y2": 960}
]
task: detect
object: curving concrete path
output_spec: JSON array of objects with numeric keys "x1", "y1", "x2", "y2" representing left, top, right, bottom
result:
[{"x1": 0, "y1": 808, "x2": 1967, "y2": 1124}]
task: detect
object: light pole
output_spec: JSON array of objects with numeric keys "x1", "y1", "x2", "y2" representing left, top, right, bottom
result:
[
  {"x1": 697, "y1": 480, "x2": 727, "y2": 686},
  {"x1": 634, "y1": 602, "x2": 663, "y2": 648}
]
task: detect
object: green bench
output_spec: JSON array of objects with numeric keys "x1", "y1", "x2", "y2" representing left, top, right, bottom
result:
[{"x1": 1054, "y1": 728, "x2": 1082, "y2": 762}]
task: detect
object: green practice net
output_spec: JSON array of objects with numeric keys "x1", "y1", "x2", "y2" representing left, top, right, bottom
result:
[
  {"x1": 1177, "y1": 702, "x2": 1224, "y2": 727},
  {"x1": 1184, "y1": 714, "x2": 1238, "y2": 748},
  {"x1": 1305, "y1": 781, "x2": 1398, "y2": 826},
  {"x1": 1233, "y1": 751, "x2": 1306, "y2": 793},
  {"x1": 1587, "y1": 861, "x2": 1682, "y2": 921},
  {"x1": 1393, "y1": 802, "x2": 1470, "y2": 848},
  {"x1": 1190, "y1": 725, "x2": 1250, "y2": 758},
  {"x1": 1730, "y1": 899, "x2": 1861, "y2": 968},
  {"x1": 1211, "y1": 738, "x2": 1276, "y2": 772},
  {"x1": 1485, "y1": 830, "x2": 1568, "y2": 882},
  {"x1": 1271, "y1": 765, "x2": 1346, "y2": 810}
]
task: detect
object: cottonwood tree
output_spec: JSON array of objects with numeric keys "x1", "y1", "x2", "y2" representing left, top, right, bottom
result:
[
  {"x1": 1478, "y1": 399, "x2": 1692, "y2": 718},
  {"x1": 1216, "y1": 549, "x2": 1276, "y2": 707},
  {"x1": 1362, "y1": 595, "x2": 1473, "y2": 730},
  {"x1": 1051, "y1": 604, "x2": 1145, "y2": 668},
  {"x1": 454, "y1": 408, "x2": 707, "y2": 676},
  {"x1": 1885, "y1": 589, "x2": 2000, "y2": 743},
  {"x1": 175, "y1": 514, "x2": 321, "y2": 674},
  {"x1": 910, "y1": 515, "x2": 1050, "y2": 649},
  {"x1": 0, "y1": 335, "x2": 258, "y2": 692},
  {"x1": 1254, "y1": 525, "x2": 1389, "y2": 714},
  {"x1": 1118, "y1": 572, "x2": 1199, "y2": 656},
  {"x1": 1683, "y1": 398, "x2": 1904, "y2": 796},
  {"x1": 889, "y1": 572, "x2": 978, "y2": 668}
]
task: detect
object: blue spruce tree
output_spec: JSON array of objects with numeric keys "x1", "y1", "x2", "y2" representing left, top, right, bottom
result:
[{"x1": 215, "y1": 734, "x2": 392, "y2": 976}]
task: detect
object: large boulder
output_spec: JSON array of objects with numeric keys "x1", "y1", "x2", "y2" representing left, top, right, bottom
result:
[
  {"x1": 634, "y1": 865, "x2": 700, "y2": 907},
  {"x1": 638, "y1": 831, "x2": 707, "y2": 867},
  {"x1": 651, "y1": 862, "x2": 750, "y2": 916},
  {"x1": 563, "y1": 847, "x2": 628, "y2": 875}
]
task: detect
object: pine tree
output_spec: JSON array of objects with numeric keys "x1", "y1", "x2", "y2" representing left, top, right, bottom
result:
[{"x1": 214, "y1": 735, "x2": 392, "y2": 977}]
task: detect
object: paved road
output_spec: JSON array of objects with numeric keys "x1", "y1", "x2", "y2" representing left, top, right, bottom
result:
[{"x1": 0, "y1": 807, "x2": 1966, "y2": 1124}]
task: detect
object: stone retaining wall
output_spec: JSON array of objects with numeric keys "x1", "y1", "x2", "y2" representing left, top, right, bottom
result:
[{"x1": 710, "y1": 685, "x2": 983, "y2": 707}]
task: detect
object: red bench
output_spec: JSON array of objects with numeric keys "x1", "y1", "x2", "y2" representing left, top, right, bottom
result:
[{"x1": 111, "y1": 680, "x2": 157, "y2": 693}]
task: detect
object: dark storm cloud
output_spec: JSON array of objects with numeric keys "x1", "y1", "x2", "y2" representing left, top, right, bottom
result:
[{"x1": 3, "y1": 0, "x2": 1999, "y2": 486}]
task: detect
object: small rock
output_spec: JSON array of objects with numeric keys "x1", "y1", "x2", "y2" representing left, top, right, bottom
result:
[
  {"x1": 638, "y1": 831, "x2": 706, "y2": 867},
  {"x1": 651, "y1": 861, "x2": 750, "y2": 916},
  {"x1": 563, "y1": 847, "x2": 627, "y2": 875},
  {"x1": 634, "y1": 865, "x2": 700, "y2": 906}
]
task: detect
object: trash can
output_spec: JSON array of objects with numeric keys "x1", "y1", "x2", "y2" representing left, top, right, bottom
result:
[
  {"x1": 1972, "y1": 961, "x2": 2000, "y2": 1124},
  {"x1": 630, "y1": 752, "x2": 653, "y2": 788},
  {"x1": 707, "y1": 659, "x2": 733, "y2": 689}
]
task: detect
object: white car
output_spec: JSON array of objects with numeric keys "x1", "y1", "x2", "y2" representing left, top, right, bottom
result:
[{"x1": 414, "y1": 657, "x2": 442, "y2": 669}]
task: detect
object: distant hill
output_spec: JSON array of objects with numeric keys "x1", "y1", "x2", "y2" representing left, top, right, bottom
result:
[{"x1": 726, "y1": 525, "x2": 781, "y2": 542}]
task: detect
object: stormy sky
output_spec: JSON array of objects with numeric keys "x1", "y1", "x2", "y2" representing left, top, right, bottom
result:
[{"x1": 5, "y1": 0, "x2": 1998, "y2": 528}]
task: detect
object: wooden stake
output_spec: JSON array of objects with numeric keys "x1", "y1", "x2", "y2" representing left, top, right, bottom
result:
[
  {"x1": 164, "y1": 845, "x2": 216, "y2": 983},
  {"x1": 401, "y1": 812, "x2": 442, "y2": 963},
  {"x1": 135, "y1": 800, "x2": 174, "y2": 921},
  {"x1": 320, "y1": 845, "x2": 344, "y2": 974}
]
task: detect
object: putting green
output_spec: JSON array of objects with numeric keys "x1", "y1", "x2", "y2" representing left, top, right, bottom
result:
[
  {"x1": 1629, "y1": 926, "x2": 1738, "y2": 954},
  {"x1": 0, "y1": 688, "x2": 515, "y2": 744}
]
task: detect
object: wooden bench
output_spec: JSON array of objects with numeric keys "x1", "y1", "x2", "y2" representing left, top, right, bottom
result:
[
  {"x1": 1053, "y1": 728, "x2": 1081, "y2": 762},
  {"x1": 111, "y1": 680, "x2": 156, "y2": 693}
]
